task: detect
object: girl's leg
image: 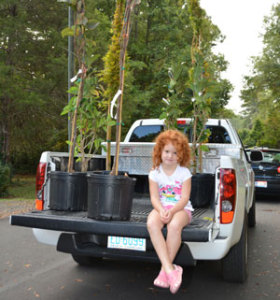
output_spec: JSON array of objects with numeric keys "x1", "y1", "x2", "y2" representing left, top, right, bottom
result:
[
  {"x1": 147, "y1": 209, "x2": 174, "y2": 273},
  {"x1": 166, "y1": 210, "x2": 189, "y2": 263}
]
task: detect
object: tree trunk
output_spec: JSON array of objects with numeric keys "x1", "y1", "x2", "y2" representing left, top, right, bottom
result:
[
  {"x1": 106, "y1": 103, "x2": 112, "y2": 171},
  {"x1": 111, "y1": 0, "x2": 136, "y2": 176},
  {"x1": 145, "y1": 0, "x2": 153, "y2": 46},
  {"x1": 0, "y1": 97, "x2": 11, "y2": 164},
  {"x1": 68, "y1": 66, "x2": 86, "y2": 173},
  {"x1": 0, "y1": 5, "x2": 18, "y2": 164}
]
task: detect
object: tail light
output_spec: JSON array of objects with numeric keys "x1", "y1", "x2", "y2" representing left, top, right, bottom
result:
[
  {"x1": 35, "y1": 163, "x2": 47, "y2": 210},
  {"x1": 177, "y1": 120, "x2": 186, "y2": 125},
  {"x1": 277, "y1": 166, "x2": 280, "y2": 174},
  {"x1": 220, "y1": 168, "x2": 236, "y2": 224}
]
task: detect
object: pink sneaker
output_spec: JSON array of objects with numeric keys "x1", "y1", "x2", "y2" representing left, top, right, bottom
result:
[
  {"x1": 153, "y1": 269, "x2": 169, "y2": 288},
  {"x1": 166, "y1": 265, "x2": 183, "y2": 294}
]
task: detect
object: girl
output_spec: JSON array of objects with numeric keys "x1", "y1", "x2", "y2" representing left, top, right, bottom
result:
[{"x1": 147, "y1": 129, "x2": 192, "y2": 294}]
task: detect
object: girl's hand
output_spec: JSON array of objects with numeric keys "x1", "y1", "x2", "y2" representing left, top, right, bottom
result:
[{"x1": 160, "y1": 208, "x2": 173, "y2": 224}]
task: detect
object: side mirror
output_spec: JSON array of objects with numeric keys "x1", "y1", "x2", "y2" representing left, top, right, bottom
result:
[{"x1": 250, "y1": 150, "x2": 263, "y2": 162}]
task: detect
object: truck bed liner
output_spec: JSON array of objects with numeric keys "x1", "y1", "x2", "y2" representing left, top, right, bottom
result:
[{"x1": 10, "y1": 195, "x2": 215, "y2": 242}]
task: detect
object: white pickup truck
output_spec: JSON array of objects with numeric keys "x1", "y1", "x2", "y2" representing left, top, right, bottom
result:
[{"x1": 10, "y1": 118, "x2": 262, "y2": 283}]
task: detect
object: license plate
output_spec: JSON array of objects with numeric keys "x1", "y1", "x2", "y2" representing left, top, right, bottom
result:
[
  {"x1": 107, "y1": 236, "x2": 146, "y2": 252},
  {"x1": 255, "y1": 181, "x2": 267, "y2": 188}
]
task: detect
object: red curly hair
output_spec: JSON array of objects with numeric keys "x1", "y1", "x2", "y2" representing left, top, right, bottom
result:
[{"x1": 152, "y1": 129, "x2": 191, "y2": 168}]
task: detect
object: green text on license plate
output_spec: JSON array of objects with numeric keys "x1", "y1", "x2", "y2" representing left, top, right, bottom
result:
[{"x1": 107, "y1": 236, "x2": 146, "y2": 252}]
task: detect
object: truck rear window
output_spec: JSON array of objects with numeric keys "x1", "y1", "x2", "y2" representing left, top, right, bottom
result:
[
  {"x1": 207, "y1": 126, "x2": 231, "y2": 143},
  {"x1": 129, "y1": 125, "x2": 164, "y2": 142},
  {"x1": 129, "y1": 125, "x2": 231, "y2": 143}
]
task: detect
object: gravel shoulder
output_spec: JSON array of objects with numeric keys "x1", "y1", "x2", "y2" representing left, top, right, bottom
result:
[{"x1": 0, "y1": 200, "x2": 35, "y2": 219}]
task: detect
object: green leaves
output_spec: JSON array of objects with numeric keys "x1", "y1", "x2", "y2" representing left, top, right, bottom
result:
[
  {"x1": 0, "y1": 0, "x2": 233, "y2": 172},
  {"x1": 187, "y1": 0, "x2": 217, "y2": 173},
  {"x1": 240, "y1": 4, "x2": 280, "y2": 148},
  {"x1": 160, "y1": 66, "x2": 184, "y2": 130},
  {"x1": 62, "y1": 73, "x2": 109, "y2": 164},
  {"x1": 0, "y1": 0, "x2": 69, "y2": 170},
  {"x1": 61, "y1": 27, "x2": 74, "y2": 38},
  {"x1": 200, "y1": 144, "x2": 209, "y2": 153}
]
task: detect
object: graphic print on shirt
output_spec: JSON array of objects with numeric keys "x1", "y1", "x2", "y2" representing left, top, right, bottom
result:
[{"x1": 159, "y1": 180, "x2": 182, "y2": 205}]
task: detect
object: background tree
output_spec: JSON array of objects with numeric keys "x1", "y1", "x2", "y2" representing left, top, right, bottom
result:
[
  {"x1": 240, "y1": 4, "x2": 280, "y2": 148},
  {"x1": 0, "y1": 1, "x2": 68, "y2": 172},
  {"x1": 239, "y1": 119, "x2": 264, "y2": 147}
]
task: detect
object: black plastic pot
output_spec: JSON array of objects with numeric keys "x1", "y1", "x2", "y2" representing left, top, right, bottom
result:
[
  {"x1": 49, "y1": 171, "x2": 87, "y2": 211},
  {"x1": 87, "y1": 171, "x2": 136, "y2": 221},
  {"x1": 190, "y1": 173, "x2": 215, "y2": 208}
]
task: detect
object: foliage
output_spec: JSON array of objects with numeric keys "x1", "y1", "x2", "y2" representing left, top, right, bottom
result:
[
  {"x1": 65, "y1": 0, "x2": 88, "y2": 172},
  {"x1": 0, "y1": 0, "x2": 233, "y2": 173},
  {"x1": 156, "y1": 0, "x2": 231, "y2": 135},
  {"x1": 101, "y1": 0, "x2": 125, "y2": 102},
  {"x1": 0, "y1": 161, "x2": 11, "y2": 197},
  {"x1": 0, "y1": 0, "x2": 68, "y2": 173},
  {"x1": 0, "y1": 175, "x2": 36, "y2": 200},
  {"x1": 160, "y1": 67, "x2": 184, "y2": 130},
  {"x1": 239, "y1": 119, "x2": 264, "y2": 147},
  {"x1": 61, "y1": 76, "x2": 111, "y2": 172},
  {"x1": 240, "y1": 4, "x2": 280, "y2": 148},
  {"x1": 101, "y1": 0, "x2": 125, "y2": 170},
  {"x1": 61, "y1": 0, "x2": 110, "y2": 172},
  {"x1": 122, "y1": 0, "x2": 231, "y2": 132},
  {"x1": 187, "y1": 0, "x2": 215, "y2": 173}
]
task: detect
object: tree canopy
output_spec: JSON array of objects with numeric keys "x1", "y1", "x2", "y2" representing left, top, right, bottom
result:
[
  {"x1": 0, "y1": 0, "x2": 233, "y2": 173},
  {"x1": 240, "y1": 4, "x2": 280, "y2": 148},
  {"x1": 0, "y1": 0, "x2": 69, "y2": 171}
]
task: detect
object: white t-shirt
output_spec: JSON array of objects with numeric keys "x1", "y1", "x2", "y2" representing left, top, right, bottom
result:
[{"x1": 149, "y1": 164, "x2": 193, "y2": 211}]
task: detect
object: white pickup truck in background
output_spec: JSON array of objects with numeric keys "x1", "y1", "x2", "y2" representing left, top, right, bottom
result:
[{"x1": 10, "y1": 118, "x2": 262, "y2": 283}]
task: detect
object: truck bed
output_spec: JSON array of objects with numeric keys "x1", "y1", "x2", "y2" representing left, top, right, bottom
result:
[{"x1": 10, "y1": 194, "x2": 215, "y2": 243}]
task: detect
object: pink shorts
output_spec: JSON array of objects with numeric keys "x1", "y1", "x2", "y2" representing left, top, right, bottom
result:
[{"x1": 163, "y1": 205, "x2": 192, "y2": 224}]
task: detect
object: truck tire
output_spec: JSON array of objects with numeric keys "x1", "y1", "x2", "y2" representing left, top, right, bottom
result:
[
  {"x1": 248, "y1": 192, "x2": 256, "y2": 228},
  {"x1": 222, "y1": 214, "x2": 248, "y2": 283},
  {"x1": 72, "y1": 254, "x2": 101, "y2": 266}
]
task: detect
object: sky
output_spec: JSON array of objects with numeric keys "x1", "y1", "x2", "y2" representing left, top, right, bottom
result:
[{"x1": 200, "y1": 0, "x2": 279, "y2": 114}]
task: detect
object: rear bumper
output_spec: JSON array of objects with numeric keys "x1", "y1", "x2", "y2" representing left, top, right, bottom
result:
[
  {"x1": 57, "y1": 232, "x2": 196, "y2": 266},
  {"x1": 255, "y1": 185, "x2": 280, "y2": 196},
  {"x1": 255, "y1": 177, "x2": 280, "y2": 196},
  {"x1": 187, "y1": 237, "x2": 231, "y2": 260}
]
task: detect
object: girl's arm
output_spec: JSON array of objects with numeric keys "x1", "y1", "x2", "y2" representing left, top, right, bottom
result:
[
  {"x1": 149, "y1": 178, "x2": 172, "y2": 224},
  {"x1": 149, "y1": 178, "x2": 164, "y2": 212},
  {"x1": 170, "y1": 178, "x2": 191, "y2": 215}
]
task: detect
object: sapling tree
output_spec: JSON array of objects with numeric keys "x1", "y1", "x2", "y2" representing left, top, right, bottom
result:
[
  {"x1": 65, "y1": 0, "x2": 87, "y2": 173},
  {"x1": 160, "y1": 67, "x2": 183, "y2": 130},
  {"x1": 101, "y1": 0, "x2": 125, "y2": 171},
  {"x1": 187, "y1": 0, "x2": 215, "y2": 173},
  {"x1": 61, "y1": 0, "x2": 108, "y2": 172},
  {"x1": 109, "y1": 0, "x2": 140, "y2": 176},
  {"x1": 62, "y1": 74, "x2": 109, "y2": 172}
]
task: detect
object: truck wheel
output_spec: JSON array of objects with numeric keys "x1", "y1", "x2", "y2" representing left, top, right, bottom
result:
[
  {"x1": 248, "y1": 192, "x2": 256, "y2": 228},
  {"x1": 72, "y1": 254, "x2": 101, "y2": 266},
  {"x1": 222, "y1": 214, "x2": 248, "y2": 283}
]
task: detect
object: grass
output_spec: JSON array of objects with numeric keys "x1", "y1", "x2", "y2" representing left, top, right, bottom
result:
[{"x1": 0, "y1": 175, "x2": 35, "y2": 201}]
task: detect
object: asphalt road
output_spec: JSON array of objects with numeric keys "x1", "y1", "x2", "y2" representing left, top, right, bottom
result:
[{"x1": 1, "y1": 198, "x2": 279, "y2": 300}]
